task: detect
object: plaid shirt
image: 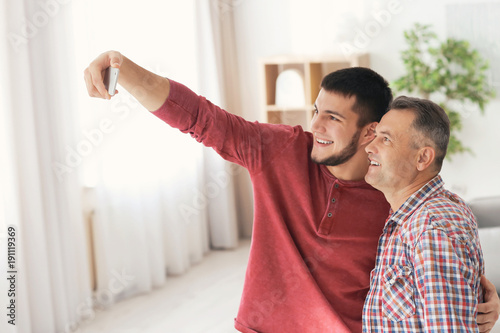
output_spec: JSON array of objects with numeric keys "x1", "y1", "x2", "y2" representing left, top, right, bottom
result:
[{"x1": 363, "y1": 175, "x2": 484, "y2": 332}]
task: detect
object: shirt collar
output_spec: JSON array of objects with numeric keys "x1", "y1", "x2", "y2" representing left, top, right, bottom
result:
[{"x1": 386, "y1": 175, "x2": 444, "y2": 227}]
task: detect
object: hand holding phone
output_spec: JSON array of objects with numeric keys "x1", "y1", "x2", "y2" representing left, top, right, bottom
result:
[{"x1": 103, "y1": 67, "x2": 119, "y2": 96}]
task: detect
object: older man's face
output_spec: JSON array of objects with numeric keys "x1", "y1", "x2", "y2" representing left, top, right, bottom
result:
[{"x1": 364, "y1": 109, "x2": 420, "y2": 193}]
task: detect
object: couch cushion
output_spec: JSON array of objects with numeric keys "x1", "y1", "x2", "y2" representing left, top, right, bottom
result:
[
  {"x1": 468, "y1": 196, "x2": 500, "y2": 228},
  {"x1": 478, "y1": 227, "x2": 500, "y2": 293}
]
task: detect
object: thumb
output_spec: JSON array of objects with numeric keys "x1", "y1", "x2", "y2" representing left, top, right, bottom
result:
[
  {"x1": 481, "y1": 275, "x2": 493, "y2": 290},
  {"x1": 110, "y1": 57, "x2": 121, "y2": 68}
]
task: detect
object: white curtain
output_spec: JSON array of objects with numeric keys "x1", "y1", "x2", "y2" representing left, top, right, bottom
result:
[
  {"x1": 0, "y1": 0, "x2": 92, "y2": 332},
  {"x1": 0, "y1": 0, "x2": 248, "y2": 331},
  {"x1": 71, "y1": 0, "x2": 242, "y2": 308},
  {"x1": 87, "y1": 109, "x2": 212, "y2": 302},
  {"x1": 196, "y1": 0, "x2": 255, "y2": 240}
]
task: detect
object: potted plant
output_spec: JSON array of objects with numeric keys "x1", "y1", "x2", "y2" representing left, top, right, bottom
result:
[{"x1": 393, "y1": 23, "x2": 495, "y2": 157}]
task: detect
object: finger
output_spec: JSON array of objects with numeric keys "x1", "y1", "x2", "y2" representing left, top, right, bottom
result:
[
  {"x1": 107, "y1": 50, "x2": 123, "y2": 68},
  {"x1": 481, "y1": 275, "x2": 495, "y2": 291},
  {"x1": 477, "y1": 312, "x2": 493, "y2": 324},
  {"x1": 478, "y1": 323, "x2": 492, "y2": 333},
  {"x1": 83, "y1": 68, "x2": 105, "y2": 99},
  {"x1": 478, "y1": 302, "x2": 493, "y2": 314},
  {"x1": 91, "y1": 68, "x2": 111, "y2": 100},
  {"x1": 110, "y1": 56, "x2": 121, "y2": 68}
]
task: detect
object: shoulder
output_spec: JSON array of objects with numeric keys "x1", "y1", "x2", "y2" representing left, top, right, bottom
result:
[
  {"x1": 402, "y1": 190, "x2": 478, "y2": 247},
  {"x1": 257, "y1": 123, "x2": 314, "y2": 154}
]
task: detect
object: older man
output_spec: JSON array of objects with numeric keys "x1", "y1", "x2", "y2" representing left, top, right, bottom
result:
[{"x1": 363, "y1": 96, "x2": 486, "y2": 332}]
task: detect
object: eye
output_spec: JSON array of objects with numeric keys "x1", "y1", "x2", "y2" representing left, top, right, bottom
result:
[
  {"x1": 383, "y1": 137, "x2": 391, "y2": 144},
  {"x1": 329, "y1": 115, "x2": 338, "y2": 121}
]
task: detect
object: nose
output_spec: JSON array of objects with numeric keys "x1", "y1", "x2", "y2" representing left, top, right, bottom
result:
[{"x1": 310, "y1": 113, "x2": 323, "y2": 133}]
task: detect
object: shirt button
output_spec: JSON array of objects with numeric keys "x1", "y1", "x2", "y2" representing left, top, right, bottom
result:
[
  {"x1": 331, "y1": 198, "x2": 336, "y2": 203},
  {"x1": 334, "y1": 184, "x2": 339, "y2": 188},
  {"x1": 327, "y1": 213, "x2": 333, "y2": 217}
]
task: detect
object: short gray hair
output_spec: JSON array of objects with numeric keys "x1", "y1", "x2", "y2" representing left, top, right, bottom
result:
[{"x1": 390, "y1": 96, "x2": 450, "y2": 170}]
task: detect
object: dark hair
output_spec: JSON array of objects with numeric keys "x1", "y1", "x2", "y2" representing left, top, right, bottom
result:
[
  {"x1": 390, "y1": 96, "x2": 450, "y2": 170},
  {"x1": 321, "y1": 67, "x2": 393, "y2": 127}
]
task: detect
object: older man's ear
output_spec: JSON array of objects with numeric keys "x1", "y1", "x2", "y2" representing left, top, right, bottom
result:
[{"x1": 415, "y1": 147, "x2": 436, "y2": 172}]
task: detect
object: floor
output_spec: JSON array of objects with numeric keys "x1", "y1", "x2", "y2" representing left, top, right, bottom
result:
[
  {"x1": 78, "y1": 239, "x2": 251, "y2": 333},
  {"x1": 77, "y1": 238, "x2": 500, "y2": 333}
]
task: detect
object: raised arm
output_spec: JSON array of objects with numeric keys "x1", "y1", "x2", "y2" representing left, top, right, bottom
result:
[
  {"x1": 83, "y1": 50, "x2": 170, "y2": 111},
  {"x1": 83, "y1": 51, "x2": 302, "y2": 172}
]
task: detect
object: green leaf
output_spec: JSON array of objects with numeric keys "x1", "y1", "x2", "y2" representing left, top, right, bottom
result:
[{"x1": 393, "y1": 23, "x2": 495, "y2": 158}]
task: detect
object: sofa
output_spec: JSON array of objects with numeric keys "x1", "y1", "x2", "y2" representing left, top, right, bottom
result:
[{"x1": 468, "y1": 196, "x2": 500, "y2": 294}]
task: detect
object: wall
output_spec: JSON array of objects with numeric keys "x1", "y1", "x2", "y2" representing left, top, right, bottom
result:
[{"x1": 232, "y1": 0, "x2": 500, "y2": 200}]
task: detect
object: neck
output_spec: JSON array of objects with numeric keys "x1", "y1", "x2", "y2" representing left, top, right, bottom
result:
[
  {"x1": 326, "y1": 149, "x2": 370, "y2": 181},
  {"x1": 385, "y1": 174, "x2": 437, "y2": 211}
]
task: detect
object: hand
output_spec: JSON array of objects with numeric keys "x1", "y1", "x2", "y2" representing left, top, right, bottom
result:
[
  {"x1": 478, "y1": 275, "x2": 500, "y2": 333},
  {"x1": 84, "y1": 50, "x2": 124, "y2": 100}
]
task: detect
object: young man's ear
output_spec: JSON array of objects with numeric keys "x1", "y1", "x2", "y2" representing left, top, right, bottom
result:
[
  {"x1": 360, "y1": 122, "x2": 377, "y2": 145},
  {"x1": 416, "y1": 147, "x2": 436, "y2": 171}
]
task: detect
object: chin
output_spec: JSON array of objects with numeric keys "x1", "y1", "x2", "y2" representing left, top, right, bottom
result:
[
  {"x1": 364, "y1": 176, "x2": 378, "y2": 188},
  {"x1": 310, "y1": 152, "x2": 324, "y2": 164}
]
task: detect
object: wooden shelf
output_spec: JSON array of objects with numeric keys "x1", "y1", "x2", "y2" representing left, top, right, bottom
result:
[
  {"x1": 261, "y1": 54, "x2": 370, "y2": 129},
  {"x1": 267, "y1": 110, "x2": 314, "y2": 126}
]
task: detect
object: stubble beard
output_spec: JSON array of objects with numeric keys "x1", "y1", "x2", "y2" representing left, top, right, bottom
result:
[{"x1": 311, "y1": 130, "x2": 361, "y2": 167}]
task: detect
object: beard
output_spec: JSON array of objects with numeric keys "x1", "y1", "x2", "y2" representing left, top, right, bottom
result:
[{"x1": 311, "y1": 129, "x2": 361, "y2": 166}]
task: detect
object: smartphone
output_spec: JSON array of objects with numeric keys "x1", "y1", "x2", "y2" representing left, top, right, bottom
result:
[{"x1": 103, "y1": 67, "x2": 119, "y2": 96}]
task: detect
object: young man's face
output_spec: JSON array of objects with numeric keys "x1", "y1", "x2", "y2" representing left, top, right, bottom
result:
[
  {"x1": 310, "y1": 89, "x2": 362, "y2": 166},
  {"x1": 364, "y1": 109, "x2": 419, "y2": 192}
]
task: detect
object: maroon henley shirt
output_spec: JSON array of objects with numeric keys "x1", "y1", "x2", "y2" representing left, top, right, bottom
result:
[{"x1": 152, "y1": 80, "x2": 390, "y2": 332}]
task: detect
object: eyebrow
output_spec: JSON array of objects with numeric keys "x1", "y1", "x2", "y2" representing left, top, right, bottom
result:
[
  {"x1": 375, "y1": 128, "x2": 393, "y2": 139},
  {"x1": 314, "y1": 104, "x2": 346, "y2": 120}
]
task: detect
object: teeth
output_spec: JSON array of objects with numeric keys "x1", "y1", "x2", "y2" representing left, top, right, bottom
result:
[
  {"x1": 370, "y1": 161, "x2": 380, "y2": 166},
  {"x1": 317, "y1": 138, "x2": 333, "y2": 144}
]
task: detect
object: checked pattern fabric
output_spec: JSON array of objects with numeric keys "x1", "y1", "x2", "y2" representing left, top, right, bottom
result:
[{"x1": 363, "y1": 175, "x2": 484, "y2": 332}]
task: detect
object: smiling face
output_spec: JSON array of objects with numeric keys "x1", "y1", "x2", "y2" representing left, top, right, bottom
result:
[
  {"x1": 364, "y1": 109, "x2": 420, "y2": 193},
  {"x1": 310, "y1": 89, "x2": 363, "y2": 167}
]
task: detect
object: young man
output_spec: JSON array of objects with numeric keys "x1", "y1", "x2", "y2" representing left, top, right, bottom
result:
[
  {"x1": 363, "y1": 96, "x2": 485, "y2": 331},
  {"x1": 84, "y1": 51, "x2": 499, "y2": 332}
]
